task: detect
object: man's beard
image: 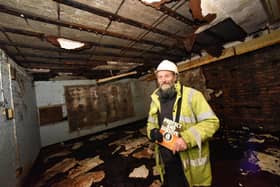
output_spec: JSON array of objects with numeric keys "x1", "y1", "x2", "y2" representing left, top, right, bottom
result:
[{"x1": 159, "y1": 83, "x2": 176, "y2": 100}]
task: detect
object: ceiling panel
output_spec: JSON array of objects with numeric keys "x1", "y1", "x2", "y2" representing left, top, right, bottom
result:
[
  {"x1": 0, "y1": 0, "x2": 279, "y2": 81},
  {"x1": 60, "y1": 4, "x2": 110, "y2": 29}
]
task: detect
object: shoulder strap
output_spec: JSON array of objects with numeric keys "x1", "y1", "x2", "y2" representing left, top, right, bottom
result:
[{"x1": 175, "y1": 85, "x2": 183, "y2": 122}]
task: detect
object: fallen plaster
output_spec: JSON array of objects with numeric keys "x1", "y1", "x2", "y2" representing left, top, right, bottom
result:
[
  {"x1": 132, "y1": 147, "x2": 154, "y2": 159},
  {"x1": 71, "y1": 142, "x2": 83, "y2": 150},
  {"x1": 36, "y1": 158, "x2": 77, "y2": 187},
  {"x1": 68, "y1": 155, "x2": 104, "y2": 179},
  {"x1": 52, "y1": 171, "x2": 105, "y2": 187},
  {"x1": 120, "y1": 137, "x2": 150, "y2": 157},
  {"x1": 129, "y1": 165, "x2": 149, "y2": 178}
]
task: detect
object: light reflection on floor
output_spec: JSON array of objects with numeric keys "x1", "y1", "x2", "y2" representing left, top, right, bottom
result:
[{"x1": 25, "y1": 121, "x2": 280, "y2": 187}]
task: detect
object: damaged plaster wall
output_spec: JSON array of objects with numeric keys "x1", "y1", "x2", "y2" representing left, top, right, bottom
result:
[
  {"x1": 0, "y1": 49, "x2": 41, "y2": 187},
  {"x1": 35, "y1": 78, "x2": 156, "y2": 147}
]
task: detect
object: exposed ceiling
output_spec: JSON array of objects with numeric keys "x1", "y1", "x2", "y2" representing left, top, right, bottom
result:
[{"x1": 0, "y1": 0, "x2": 279, "y2": 81}]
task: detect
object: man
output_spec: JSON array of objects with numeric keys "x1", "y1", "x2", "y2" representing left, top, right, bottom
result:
[{"x1": 147, "y1": 60, "x2": 219, "y2": 187}]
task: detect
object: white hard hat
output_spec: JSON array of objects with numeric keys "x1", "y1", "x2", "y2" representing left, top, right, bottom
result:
[{"x1": 155, "y1": 60, "x2": 178, "y2": 74}]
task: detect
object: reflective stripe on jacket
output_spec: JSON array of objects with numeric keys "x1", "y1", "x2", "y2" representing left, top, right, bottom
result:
[{"x1": 147, "y1": 81, "x2": 220, "y2": 187}]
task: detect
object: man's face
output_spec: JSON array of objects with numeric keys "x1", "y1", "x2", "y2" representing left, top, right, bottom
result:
[{"x1": 156, "y1": 70, "x2": 176, "y2": 91}]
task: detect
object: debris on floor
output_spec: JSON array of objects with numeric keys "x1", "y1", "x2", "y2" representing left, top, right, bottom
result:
[
  {"x1": 43, "y1": 150, "x2": 72, "y2": 163},
  {"x1": 88, "y1": 132, "x2": 111, "y2": 141},
  {"x1": 132, "y1": 147, "x2": 154, "y2": 159},
  {"x1": 52, "y1": 171, "x2": 105, "y2": 187},
  {"x1": 255, "y1": 151, "x2": 280, "y2": 176},
  {"x1": 128, "y1": 164, "x2": 149, "y2": 178},
  {"x1": 71, "y1": 142, "x2": 84, "y2": 150},
  {"x1": 35, "y1": 158, "x2": 77, "y2": 187},
  {"x1": 26, "y1": 121, "x2": 160, "y2": 187},
  {"x1": 25, "y1": 121, "x2": 280, "y2": 187},
  {"x1": 68, "y1": 156, "x2": 104, "y2": 179},
  {"x1": 119, "y1": 137, "x2": 150, "y2": 157}
]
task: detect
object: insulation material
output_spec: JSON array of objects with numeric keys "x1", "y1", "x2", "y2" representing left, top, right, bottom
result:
[
  {"x1": 65, "y1": 82, "x2": 134, "y2": 131},
  {"x1": 128, "y1": 165, "x2": 149, "y2": 178},
  {"x1": 195, "y1": 0, "x2": 268, "y2": 34}
]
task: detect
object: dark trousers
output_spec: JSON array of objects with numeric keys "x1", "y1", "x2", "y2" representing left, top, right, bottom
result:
[{"x1": 162, "y1": 153, "x2": 189, "y2": 187}]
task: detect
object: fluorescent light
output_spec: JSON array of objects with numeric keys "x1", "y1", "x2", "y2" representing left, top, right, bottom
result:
[
  {"x1": 141, "y1": 0, "x2": 162, "y2": 3},
  {"x1": 57, "y1": 38, "x2": 85, "y2": 50}
]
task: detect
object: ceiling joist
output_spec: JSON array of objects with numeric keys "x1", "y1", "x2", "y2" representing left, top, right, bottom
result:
[
  {"x1": 0, "y1": 4, "x2": 182, "y2": 50},
  {"x1": 54, "y1": 0, "x2": 184, "y2": 39}
]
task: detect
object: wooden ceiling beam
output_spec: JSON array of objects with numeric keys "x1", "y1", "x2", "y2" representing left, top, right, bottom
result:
[
  {"x1": 0, "y1": 26, "x2": 181, "y2": 58},
  {"x1": 11, "y1": 52, "x2": 160, "y2": 63},
  {"x1": 159, "y1": 5, "x2": 195, "y2": 26},
  {"x1": 19, "y1": 62, "x2": 119, "y2": 75},
  {"x1": 19, "y1": 62, "x2": 92, "y2": 69},
  {"x1": 0, "y1": 4, "x2": 180, "y2": 49},
  {"x1": 54, "y1": 0, "x2": 183, "y2": 39},
  {"x1": 0, "y1": 25, "x2": 45, "y2": 39}
]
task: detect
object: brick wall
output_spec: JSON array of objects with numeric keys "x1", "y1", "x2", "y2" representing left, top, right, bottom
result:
[{"x1": 203, "y1": 44, "x2": 280, "y2": 132}]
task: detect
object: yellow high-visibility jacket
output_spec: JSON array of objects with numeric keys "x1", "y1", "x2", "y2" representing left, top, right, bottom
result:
[{"x1": 147, "y1": 81, "x2": 220, "y2": 187}]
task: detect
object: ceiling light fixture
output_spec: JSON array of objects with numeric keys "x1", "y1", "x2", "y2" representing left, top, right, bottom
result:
[
  {"x1": 57, "y1": 38, "x2": 85, "y2": 50},
  {"x1": 46, "y1": 36, "x2": 92, "y2": 51},
  {"x1": 139, "y1": 0, "x2": 175, "y2": 9},
  {"x1": 141, "y1": 0, "x2": 162, "y2": 3}
]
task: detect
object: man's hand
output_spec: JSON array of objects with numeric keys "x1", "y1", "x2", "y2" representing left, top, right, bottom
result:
[
  {"x1": 150, "y1": 128, "x2": 163, "y2": 143},
  {"x1": 173, "y1": 137, "x2": 187, "y2": 154}
]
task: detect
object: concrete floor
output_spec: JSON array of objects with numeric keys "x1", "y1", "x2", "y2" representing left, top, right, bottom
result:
[{"x1": 25, "y1": 120, "x2": 280, "y2": 187}]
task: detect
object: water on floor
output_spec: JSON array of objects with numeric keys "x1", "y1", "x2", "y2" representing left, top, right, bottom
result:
[{"x1": 24, "y1": 121, "x2": 280, "y2": 187}]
